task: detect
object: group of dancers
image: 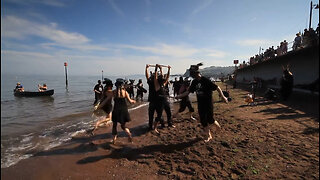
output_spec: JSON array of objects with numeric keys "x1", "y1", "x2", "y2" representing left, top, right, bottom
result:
[{"x1": 92, "y1": 63, "x2": 229, "y2": 144}]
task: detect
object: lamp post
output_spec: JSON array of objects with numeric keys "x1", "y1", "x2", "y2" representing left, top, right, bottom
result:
[{"x1": 309, "y1": 1, "x2": 319, "y2": 29}]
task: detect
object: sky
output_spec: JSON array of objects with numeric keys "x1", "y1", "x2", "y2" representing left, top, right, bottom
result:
[{"x1": 1, "y1": 0, "x2": 319, "y2": 76}]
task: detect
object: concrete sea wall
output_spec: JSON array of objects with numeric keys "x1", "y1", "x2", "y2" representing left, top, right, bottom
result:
[{"x1": 235, "y1": 44, "x2": 319, "y2": 88}]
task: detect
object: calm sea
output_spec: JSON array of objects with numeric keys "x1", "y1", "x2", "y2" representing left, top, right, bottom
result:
[{"x1": 1, "y1": 73, "x2": 153, "y2": 168}]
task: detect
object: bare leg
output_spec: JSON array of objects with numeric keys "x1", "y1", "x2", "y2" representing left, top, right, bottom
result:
[
  {"x1": 91, "y1": 113, "x2": 111, "y2": 135},
  {"x1": 204, "y1": 127, "x2": 212, "y2": 143},
  {"x1": 153, "y1": 121, "x2": 160, "y2": 134},
  {"x1": 111, "y1": 135, "x2": 117, "y2": 144},
  {"x1": 124, "y1": 128, "x2": 133, "y2": 142},
  {"x1": 213, "y1": 120, "x2": 221, "y2": 134}
]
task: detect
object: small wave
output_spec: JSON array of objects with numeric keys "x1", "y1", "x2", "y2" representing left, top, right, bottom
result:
[
  {"x1": 70, "y1": 129, "x2": 87, "y2": 137},
  {"x1": 44, "y1": 141, "x2": 63, "y2": 151},
  {"x1": 20, "y1": 136, "x2": 32, "y2": 143},
  {"x1": 1, "y1": 153, "x2": 32, "y2": 169},
  {"x1": 21, "y1": 133, "x2": 34, "y2": 137},
  {"x1": 128, "y1": 102, "x2": 149, "y2": 112},
  {"x1": 8, "y1": 143, "x2": 33, "y2": 152}
]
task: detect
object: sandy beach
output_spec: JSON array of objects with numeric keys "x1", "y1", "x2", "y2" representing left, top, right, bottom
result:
[{"x1": 1, "y1": 82, "x2": 319, "y2": 179}]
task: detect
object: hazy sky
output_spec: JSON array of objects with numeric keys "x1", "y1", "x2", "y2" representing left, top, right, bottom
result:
[{"x1": 1, "y1": 0, "x2": 319, "y2": 76}]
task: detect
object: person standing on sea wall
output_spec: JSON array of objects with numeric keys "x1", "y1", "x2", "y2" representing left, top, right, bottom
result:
[
  {"x1": 93, "y1": 80, "x2": 103, "y2": 105},
  {"x1": 292, "y1": 32, "x2": 302, "y2": 50},
  {"x1": 176, "y1": 63, "x2": 228, "y2": 143}
]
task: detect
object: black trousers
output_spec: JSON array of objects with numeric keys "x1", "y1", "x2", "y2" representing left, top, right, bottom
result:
[
  {"x1": 163, "y1": 98, "x2": 173, "y2": 126},
  {"x1": 148, "y1": 101, "x2": 164, "y2": 129}
]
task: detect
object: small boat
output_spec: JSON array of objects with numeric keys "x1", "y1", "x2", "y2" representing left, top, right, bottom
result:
[{"x1": 13, "y1": 89, "x2": 54, "y2": 97}]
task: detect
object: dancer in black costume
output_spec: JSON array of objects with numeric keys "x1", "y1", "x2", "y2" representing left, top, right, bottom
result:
[
  {"x1": 176, "y1": 63, "x2": 228, "y2": 142},
  {"x1": 103, "y1": 78, "x2": 136, "y2": 144},
  {"x1": 153, "y1": 64, "x2": 172, "y2": 133},
  {"x1": 280, "y1": 65, "x2": 294, "y2": 101},
  {"x1": 92, "y1": 78, "x2": 114, "y2": 135},
  {"x1": 145, "y1": 64, "x2": 165, "y2": 131}
]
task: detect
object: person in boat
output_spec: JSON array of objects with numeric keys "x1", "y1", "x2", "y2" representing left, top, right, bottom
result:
[
  {"x1": 91, "y1": 78, "x2": 114, "y2": 135},
  {"x1": 15, "y1": 82, "x2": 24, "y2": 92},
  {"x1": 38, "y1": 84, "x2": 48, "y2": 92},
  {"x1": 102, "y1": 78, "x2": 136, "y2": 144},
  {"x1": 176, "y1": 63, "x2": 228, "y2": 143}
]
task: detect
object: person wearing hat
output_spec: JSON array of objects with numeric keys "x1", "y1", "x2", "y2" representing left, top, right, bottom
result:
[
  {"x1": 105, "y1": 78, "x2": 136, "y2": 144},
  {"x1": 136, "y1": 79, "x2": 144, "y2": 101},
  {"x1": 145, "y1": 64, "x2": 166, "y2": 131},
  {"x1": 91, "y1": 78, "x2": 114, "y2": 135},
  {"x1": 15, "y1": 82, "x2": 24, "y2": 92},
  {"x1": 152, "y1": 64, "x2": 174, "y2": 133},
  {"x1": 93, "y1": 80, "x2": 103, "y2": 105},
  {"x1": 293, "y1": 32, "x2": 302, "y2": 50},
  {"x1": 173, "y1": 77, "x2": 195, "y2": 120},
  {"x1": 176, "y1": 63, "x2": 228, "y2": 143}
]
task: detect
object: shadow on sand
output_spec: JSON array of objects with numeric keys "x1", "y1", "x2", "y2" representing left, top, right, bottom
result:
[{"x1": 76, "y1": 138, "x2": 202, "y2": 164}]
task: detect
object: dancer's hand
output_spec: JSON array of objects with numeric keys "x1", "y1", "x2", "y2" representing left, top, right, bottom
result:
[{"x1": 223, "y1": 96, "x2": 228, "y2": 104}]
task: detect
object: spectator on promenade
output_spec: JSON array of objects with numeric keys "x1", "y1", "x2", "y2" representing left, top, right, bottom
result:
[
  {"x1": 293, "y1": 32, "x2": 302, "y2": 50},
  {"x1": 302, "y1": 29, "x2": 310, "y2": 47},
  {"x1": 276, "y1": 46, "x2": 282, "y2": 56},
  {"x1": 282, "y1": 40, "x2": 288, "y2": 54}
]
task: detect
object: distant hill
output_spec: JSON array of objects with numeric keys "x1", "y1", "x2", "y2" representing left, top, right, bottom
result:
[{"x1": 183, "y1": 66, "x2": 235, "y2": 78}]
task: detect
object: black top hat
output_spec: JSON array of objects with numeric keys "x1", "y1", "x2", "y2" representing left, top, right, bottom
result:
[
  {"x1": 189, "y1": 63, "x2": 203, "y2": 73},
  {"x1": 115, "y1": 78, "x2": 125, "y2": 87},
  {"x1": 103, "y1": 78, "x2": 113, "y2": 87}
]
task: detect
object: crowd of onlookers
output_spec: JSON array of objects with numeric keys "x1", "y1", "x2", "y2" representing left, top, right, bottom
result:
[{"x1": 239, "y1": 24, "x2": 320, "y2": 69}]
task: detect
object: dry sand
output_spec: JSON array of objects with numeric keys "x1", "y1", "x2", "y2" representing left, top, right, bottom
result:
[{"x1": 1, "y1": 83, "x2": 319, "y2": 179}]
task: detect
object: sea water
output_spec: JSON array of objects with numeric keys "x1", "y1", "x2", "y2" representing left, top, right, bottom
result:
[{"x1": 1, "y1": 74, "x2": 153, "y2": 168}]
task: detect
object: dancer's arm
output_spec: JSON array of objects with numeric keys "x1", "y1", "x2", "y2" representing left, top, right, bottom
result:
[
  {"x1": 216, "y1": 86, "x2": 228, "y2": 103},
  {"x1": 145, "y1": 64, "x2": 150, "y2": 79},
  {"x1": 164, "y1": 65, "x2": 171, "y2": 86},
  {"x1": 98, "y1": 92, "x2": 113, "y2": 108},
  {"x1": 125, "y1": 91, "x2": 136, "y2": 104},
  {"x1": 154, "y1": 64, "x2": 161, "y2": 91}
]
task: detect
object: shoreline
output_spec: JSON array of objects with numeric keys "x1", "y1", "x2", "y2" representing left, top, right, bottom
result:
[{"x1": 1, "y1": 85, "x2": 319, "y2": 179}]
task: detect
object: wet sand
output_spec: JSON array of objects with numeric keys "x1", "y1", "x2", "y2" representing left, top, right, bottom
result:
[{"x1": 1, "y1": 83, "x2": 319, "y2": 179}]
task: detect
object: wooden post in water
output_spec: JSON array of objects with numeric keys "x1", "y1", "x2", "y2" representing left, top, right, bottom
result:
[
  {"x1": 309, "y1": 1, "x2": 313, "y2": 29},
  {"x1": 64, "y1": 62, "x2": 68, "y2": 86}
]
